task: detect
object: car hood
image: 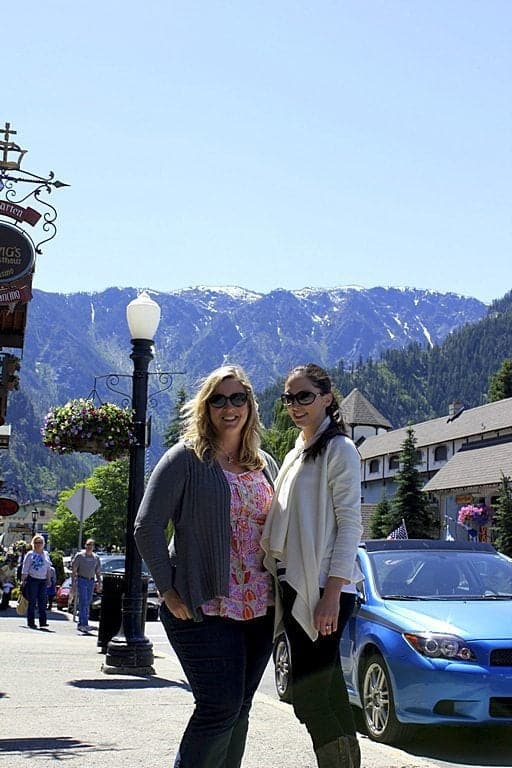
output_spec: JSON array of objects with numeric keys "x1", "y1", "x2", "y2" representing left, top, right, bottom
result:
[{"x1": 383, "y1": 599, "x2": 512, "y2": 640}]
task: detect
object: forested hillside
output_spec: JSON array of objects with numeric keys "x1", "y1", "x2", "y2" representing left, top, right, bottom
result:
[{"x1": 259, "y1": 290, "x2": 512, "y2": 429}]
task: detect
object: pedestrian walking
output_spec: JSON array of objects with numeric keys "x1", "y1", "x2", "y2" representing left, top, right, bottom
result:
[
  {"x1": 47, "y1": 565, "x2": 57, "y2": 610},
  {"x1": 262, "y1": 363, "x2": 363, "y2": 768},
  {"x1": 21, "y1": 535, "x2": 53, "y2": 629},
  {"x1": 135, "y1": 364, "x2": 278, "y2": 768},
  {"x1": 71, "y1": 539, "x2": 102, "y2": 632}
]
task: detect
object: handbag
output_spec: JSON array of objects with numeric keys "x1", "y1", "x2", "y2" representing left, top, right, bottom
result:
[{"x1": 16, "y1": 594, "x2": 28, "y2": 616}]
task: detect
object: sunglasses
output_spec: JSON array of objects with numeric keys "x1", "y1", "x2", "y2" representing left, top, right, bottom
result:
[
  {"x1": 280, "y1": 391, "x2": 322, "y2": 406},
  {"x1": 208, "y1": 392, "x2": 248, "y2": 408}
]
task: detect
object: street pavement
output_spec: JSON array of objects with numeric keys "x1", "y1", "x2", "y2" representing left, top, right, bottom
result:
[{"x1": 1, "y1": 604, "x2": 449, "y2": 768}]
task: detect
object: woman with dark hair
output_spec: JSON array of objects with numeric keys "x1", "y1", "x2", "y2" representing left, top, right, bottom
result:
[
  {"x1": 262, "y1": 363, "x2": 363, "y2": 768},
  {"x1": 134, "y1": 364, "x2": 278, "y2": 768}
]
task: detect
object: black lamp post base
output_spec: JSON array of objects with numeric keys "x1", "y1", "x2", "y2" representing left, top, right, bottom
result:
[{"x1": 102, "y1": 637, "x2": 155, "y2": 675}]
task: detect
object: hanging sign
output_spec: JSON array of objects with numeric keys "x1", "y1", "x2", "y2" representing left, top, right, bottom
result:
[
  {"x1": 0, "y1": 497, "x2": 19, "y2": 516},
  {"x1": 0, "y1": 201, "x2": 41, "y2": 226},
  {"x1": 0, "y1": 222, "x2": 35, "y2": 282}
]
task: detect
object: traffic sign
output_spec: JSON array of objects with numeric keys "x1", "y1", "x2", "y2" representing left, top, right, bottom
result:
[{"x1": 66, "y1": 487, "x2": 100, "y2": 522}]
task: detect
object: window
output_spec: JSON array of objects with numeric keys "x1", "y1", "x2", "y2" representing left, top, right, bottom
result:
[
  {"x1": 369, "y1": 459, "x2": 379, "y2": 474},
  {"x1": 434, "y1": 445, "x2": 447, "y2": 462},
  {"x1": 389, "y1": 455, "x2": 400, "y2": 470},
  {"x1": 415, "y1": 450, "x2": 423, "y2": 463}
]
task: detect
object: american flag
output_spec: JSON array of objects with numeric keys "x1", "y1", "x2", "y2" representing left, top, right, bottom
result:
[{"x1": 387, "y1": 519, "x2": 408, "y2": 540}]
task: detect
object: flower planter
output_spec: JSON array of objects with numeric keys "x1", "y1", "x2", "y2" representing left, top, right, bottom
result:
[{"x1": 42, "y1": 399, "x2": 135, "y2": 462}]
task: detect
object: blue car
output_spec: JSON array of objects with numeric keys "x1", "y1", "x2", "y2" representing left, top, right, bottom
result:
[{"x1": 274, "y1": 539, "x2": 512, "y2": 744}]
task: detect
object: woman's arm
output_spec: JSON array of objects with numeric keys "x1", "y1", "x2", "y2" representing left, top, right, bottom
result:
[
  {"x1": 327, "y1": 437, "x2": 363, "y2": 581},
  {"x1": 134, "y1": 443, "x2": 189, "y2": 597}
]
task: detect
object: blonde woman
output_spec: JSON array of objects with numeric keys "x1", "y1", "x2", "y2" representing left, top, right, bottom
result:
[
  {"x1": 21, "y1": 535, "x2": 53, "y2": 629},
  {"x1": 135, "y1": 365, "x2": 278, "y2": 768}
]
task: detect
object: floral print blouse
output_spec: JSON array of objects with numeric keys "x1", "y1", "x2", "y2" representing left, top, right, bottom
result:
[{"x1": 201, "y1": 469, "x2": 274, "y2": 621}]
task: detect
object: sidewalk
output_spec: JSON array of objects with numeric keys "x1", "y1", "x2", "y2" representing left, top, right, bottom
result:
[{"x1": 0, "y1": 604, "x2": 440, "y2": 768}]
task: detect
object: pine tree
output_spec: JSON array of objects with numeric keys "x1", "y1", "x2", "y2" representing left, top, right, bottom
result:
[
  {"x1": 488, "y1": 359, "x2": 512, "y2": 402},
  {"x1": 389, "y1": 425, "x2": 434, "y2": 538},
  {"x1": 261, "y1": 401, "x2": 298, "y2": 465},
  {"x1": 369, "y1": 494, "x2": 392, "y2": 539},
  {"x1": 164, "y1": 387, "x2": 188, "y2": 448},
  {"x1": 493, "y1": 474, "x2": 512, "y2": 557}
]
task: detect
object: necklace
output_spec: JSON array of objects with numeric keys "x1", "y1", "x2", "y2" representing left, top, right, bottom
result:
[{"x1": 219, "y1": 447, "x2": 239, "y2": 465}]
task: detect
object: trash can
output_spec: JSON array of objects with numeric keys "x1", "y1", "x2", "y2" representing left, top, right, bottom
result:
[{"x1": 97, "y1": 572, "x2": 149, "y2": 653}]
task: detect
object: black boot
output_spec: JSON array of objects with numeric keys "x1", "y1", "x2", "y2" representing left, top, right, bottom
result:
[
  {"x1": 314, "y1": 736, "x2": 354, "y2": 768},
  {"x1": 347, "y1": 736, "x2": 361, "y2": 768}
]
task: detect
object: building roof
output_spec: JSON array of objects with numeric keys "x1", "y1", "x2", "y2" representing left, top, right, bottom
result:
[
  {"x1": 358, "y1": 397, "x2": 512, "y2": 459},
  {"x1": 423, "y1": 440, "x2": 512, "y2": 494},
  {"x1": 340, "y1": 388, "x2": 392, "y2": 429}
]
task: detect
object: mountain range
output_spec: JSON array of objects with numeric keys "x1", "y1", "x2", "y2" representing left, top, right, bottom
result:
[{"x1": 2, "y1": 285, "x2": 487, "y2": 499}]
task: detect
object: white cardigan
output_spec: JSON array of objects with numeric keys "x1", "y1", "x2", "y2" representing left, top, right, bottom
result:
[{"x1": 262, "y1": 420, "x2": 363, "y2": 641}]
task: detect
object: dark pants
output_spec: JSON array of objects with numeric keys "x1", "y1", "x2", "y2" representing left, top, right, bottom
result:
[
  {"x1": 26, "y1": 576, "x2": 48, "y2": 627},
  {"x1": 281, "y1": 582, "x2": 356, "y2": 750},
  {"x1": 160, "y1": 602, "x2": 274, "y2": 768}
]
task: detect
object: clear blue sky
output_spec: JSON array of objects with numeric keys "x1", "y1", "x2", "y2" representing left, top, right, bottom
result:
[{"x1": 4, "y1": 1, "x2": 511, "y2": 303}]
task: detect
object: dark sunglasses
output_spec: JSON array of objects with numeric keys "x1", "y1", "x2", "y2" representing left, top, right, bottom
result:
[
  {"x1": 280, "y1": 391, "x2": 322, "y2": 406},
  {"x1": 208, "y1": 392, "x2": 248, "y2": 408}
]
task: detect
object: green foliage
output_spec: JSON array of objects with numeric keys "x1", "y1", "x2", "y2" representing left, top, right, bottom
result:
[
  {"x1": 84, "y1": 459, "x2": 130, "y2": 548},
  {"x1": 47, "y1": 458, "x2": 130, "y2": 552},
  {"x1": 389, "y1": 426, "x2": 435, "y2": 538},
  {"x1": 261, "y1": 400, "x2": 298, "y2": 465},
  {"x1": 49, "y1": 551, "x2": 66, "y2": 584},
  {"x1": 488, "y1": 359, "x2": 512, "y2": 402},
  {"x1": 164, "y1": 387, "x2": 187, "y2": 448},
  {"x1": 369, "y1": 495, "x2": 392, "y2": 539},
  {"x1": 493, "y1": 474, "x2": 512, "y2": 557}
]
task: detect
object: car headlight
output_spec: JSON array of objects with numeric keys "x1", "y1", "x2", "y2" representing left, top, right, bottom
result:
[{"x1": 403, "y1": 632, "x2": 475, "y2": 661}]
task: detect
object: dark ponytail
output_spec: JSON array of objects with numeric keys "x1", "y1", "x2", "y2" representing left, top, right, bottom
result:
[{"x1": 286, "y1": 363, "x2": 347, "y2": 461}]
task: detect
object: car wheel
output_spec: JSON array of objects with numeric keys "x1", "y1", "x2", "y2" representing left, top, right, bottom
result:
[
  {"x1": 273, "y1": 634, "x2": 293, "y2": 703},
  {"x1": 360, "y1": 653, "x2": 410, "y2": 745}
]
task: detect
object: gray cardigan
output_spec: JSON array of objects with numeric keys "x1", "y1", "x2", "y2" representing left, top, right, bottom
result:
[{"x1": 134, "y1": 442, "x2": 279, "y2": 620}]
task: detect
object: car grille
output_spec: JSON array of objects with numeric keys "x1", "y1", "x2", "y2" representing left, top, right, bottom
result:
[
  {"x1": 490, "y1": 649, "x2": 512, "y2": 667},
  {"x1": 490, "y1": 698, "x2": 512, "y2": 717}
]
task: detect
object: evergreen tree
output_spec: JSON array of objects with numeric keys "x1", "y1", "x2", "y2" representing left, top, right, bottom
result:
[
  {"x1": 488, "y1": 359, "x2": 512, "y2": 402},
  {"x1": 164, "y1": 387, "x2": 188, "y2": 448},
  {"x1": 389, "y1": 425, "x2": 434, "y2": 538},
  {"x1": 261, "y1": 401, "x2": 298, "y2": 466},
  {"x1": 369, "y1": 494, "x2": 392, "y2": 539},
  {"x1": 493, "y1": 474, "x2": 512, "y2": 557}
]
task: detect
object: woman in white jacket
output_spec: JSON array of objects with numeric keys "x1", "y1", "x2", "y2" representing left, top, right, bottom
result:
[{"x1": 262, "y1": 364, "x2": 363, "y2": 768}]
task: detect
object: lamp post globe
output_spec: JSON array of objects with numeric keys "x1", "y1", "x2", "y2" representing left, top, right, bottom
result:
[{"x1": 103, "y1": 291, "x2": 161, "y2": 674}]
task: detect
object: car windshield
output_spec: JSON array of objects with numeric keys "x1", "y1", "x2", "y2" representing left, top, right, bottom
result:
[
  {"x1": 370, "y1": 549, "x2": 512, "y2": 600},
  {"x1": 99, "y1": 555, "x2": 151, "y2": 576}
]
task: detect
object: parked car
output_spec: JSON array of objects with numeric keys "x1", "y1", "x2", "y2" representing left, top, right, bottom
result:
[
  {"x1": 56, "y1": 576, "x2": 73, "y2": 611},
  {"x1": 274, "y1": 539, "x2": 512, "y2": 744},
  {"x1": 89, "y1": 554, "x2": 160, "y2": 621},
  {"x1": 59, "y1": 554, "x2": 160, "y2": 620}
]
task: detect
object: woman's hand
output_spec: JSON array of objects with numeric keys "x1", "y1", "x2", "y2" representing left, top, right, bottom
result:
[
  {"x1": 314, "y1": 577, "x2": 349, "y2": 636},
  {"x1": 162, "y1": 588, "x2": 193, "y2": 620}
]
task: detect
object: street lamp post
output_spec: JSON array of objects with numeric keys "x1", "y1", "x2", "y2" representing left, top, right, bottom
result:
[
  {"x1": 103, "y1": 291, "x2": 161, "y2": 675},
  {"x1": 31, "y1": 508, "x2": 38, "y2": 537}
]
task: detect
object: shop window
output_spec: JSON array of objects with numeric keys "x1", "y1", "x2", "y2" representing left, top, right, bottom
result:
[{"x1": 389, "y1": 455, "x2": 400, "y2": 470}]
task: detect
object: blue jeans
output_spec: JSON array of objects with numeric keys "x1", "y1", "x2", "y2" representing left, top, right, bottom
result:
[
  {"x1": 160, "y1": 603, "x2": 274, "y2": 768},
  {"x1": 26, "y1": 576, "x2": 48, "y2": 627},
  {"x1": 77, "y1": 576, "x2": 95, "y2": 627}
]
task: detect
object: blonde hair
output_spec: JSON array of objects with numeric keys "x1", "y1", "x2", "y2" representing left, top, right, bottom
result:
[
  {"x1": 182, "y1": 364, "x2": 264, "y2": 471},
  {"x1": 31, "y1": 535, "x2": 45, "y2": 548}
]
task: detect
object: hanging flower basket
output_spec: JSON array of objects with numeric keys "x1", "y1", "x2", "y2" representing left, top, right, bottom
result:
[
  {"x1": 41, "y1": 398, "x2": 135, "y2": 462},
  {"x1": 457, "y1": 504, "x2": 489, "y2": 527}
]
